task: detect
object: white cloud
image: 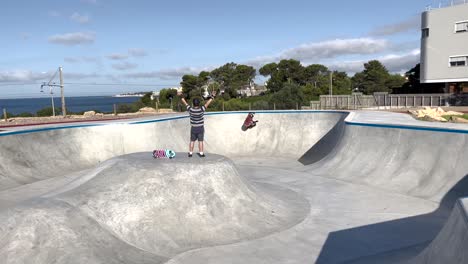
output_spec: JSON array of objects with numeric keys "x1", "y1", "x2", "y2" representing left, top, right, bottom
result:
[
  {"x1": 369, "y1": 16, "x2": 420, "y2": 36},
  {"x1": 123, "y1": 66, "x2": 214, "y2": 80},
  {"x1": 48, "y1": 32, "x2": 95, "y2": 46},
  {"x1": 64, "y1": 57, "x2": 80, "y2": 63},
  {"x1": 0, "y1": 70, "x2": 101, "y2": 83},
  {"x1": 106, "y1": 53, "x2": 129, "y2": 60},
  {"x1": 128, "y1": 48, "x2": 148, "y2": 57},
  {"x1": 329, "y1": 49, "x2": 420, "y2": 74},
  {"x1": 70, "y1": 12, "x2": 90, "y2": 24},
  {"x1": 65, "y1": 72, "x2": 100, "y2": 79},
  {"x1": 0, "y1": 70, "x2": 51, "y2": 82},
  {"x1": 64, "y1": 56, "x2": 100, "y2": 63},
  {"x1": 246, "y1": 38, "x2": 390, "y2": 67},
  {"x1": 112, "y1": 62, "x2": 138, "y2": 71}
]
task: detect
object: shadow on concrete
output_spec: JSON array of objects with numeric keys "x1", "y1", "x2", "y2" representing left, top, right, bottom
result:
[
  {"x1": 299, "y1": 114, "x2": 347, "y2": 165},
  {"x1": 315, "y1": 174, "x2": 468, "y2": 264}
]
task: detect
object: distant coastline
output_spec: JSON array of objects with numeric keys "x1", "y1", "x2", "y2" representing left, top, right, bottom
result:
[
  {"x1": 112, "y1": 92, "x2": 147, "y2": 98},
  {"x1": 0, "y1": 96, "x2": 141, "y2": 115}
]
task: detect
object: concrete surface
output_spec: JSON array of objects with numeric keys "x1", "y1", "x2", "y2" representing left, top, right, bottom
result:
[{"x1": 0, "y1": 110, "x2": 466, "y2": 263}]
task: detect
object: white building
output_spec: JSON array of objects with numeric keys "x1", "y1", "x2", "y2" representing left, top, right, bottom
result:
[{"x1": 420, "y1": 2, "x2": 468, "y2": 93}]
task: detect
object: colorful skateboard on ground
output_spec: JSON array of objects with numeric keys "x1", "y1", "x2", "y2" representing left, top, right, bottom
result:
[
  {"x1": 241, "y1": 112, "x2": 258, "y2": 131},
  {"x1": 153, "y1": 149, "x2": 176, "y2": 159}
]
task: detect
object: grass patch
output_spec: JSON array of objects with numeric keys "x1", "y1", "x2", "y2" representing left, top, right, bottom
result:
[{"x1": 442, "y1": 114, "x2": 468, "y2": 120}]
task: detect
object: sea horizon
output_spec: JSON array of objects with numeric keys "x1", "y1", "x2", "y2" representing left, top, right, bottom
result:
[{"x1": 0, "y1": 96, "x2": 142, "y2": 115}]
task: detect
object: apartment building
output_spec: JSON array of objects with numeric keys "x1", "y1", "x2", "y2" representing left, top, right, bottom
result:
[{"x1": 420, "y1": 2, "x2": 468, "y2": 93}]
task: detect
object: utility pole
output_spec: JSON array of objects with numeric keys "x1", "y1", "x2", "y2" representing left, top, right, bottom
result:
[
  {"x1": 329, "y1": 71, "x2": 333, "y2": 109},
  {"x1": 59, "y1": 66, "x2": 66, "y2": 116}
]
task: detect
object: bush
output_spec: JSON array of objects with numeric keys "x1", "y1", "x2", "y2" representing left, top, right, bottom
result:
[
  {"x1": 1, "y1": 112, "x2": 14, "y2": 119},
  {"x1": 16, "y1": 112, "x2": 34, "y2": 117},
  {"x1": 116, "y1": 104, "x2": 133, "y2": 113},
  {"x1": 37, "y1": 107, "x2": 61, "y2": 117},
  {"x1": 252, "y1": 100, "x2": 269, "y2": 110}
]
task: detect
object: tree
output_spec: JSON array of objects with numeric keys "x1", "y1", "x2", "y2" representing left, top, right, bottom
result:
[
  {"x1": 270, "y1": 82, "x2": 304, "y2": 109},
  {"x1": 259, "y1": 59, "x2": 305, "y2": 93},
  {"x1": 210, "y1": 63, "x2": 256, "y2": 97},
  {"x1": 259, "y1": 62, "x2": 278, "y2": 77},
  {"x1": 140, "y1": 92, "x2": 153, "y2": 107},
  {"x1": 386, "y1": 74, "x2": 406, "y2": 92},
  {"x1": 399, "y1": 63, "x2": 445, "y2": 94},
  {"x1": 353, "y1": 60, "x2": 391, "y2": 94},
  {"x1": 304, "y1": 64, "x2": 329, "y2": 85},
  {"x1": 180, "y1": 74, "x2": 199, "y2": 98},
  {"x1": 198, "y1": 71, "x2": 210, "y2": 87},
  {"x1": 331, "y1": 71, "x2": 352, "y2": 95}
]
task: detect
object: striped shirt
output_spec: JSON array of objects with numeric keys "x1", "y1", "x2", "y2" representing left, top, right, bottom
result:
[{"x1": 187, "y1": 105, "x2": 206, "y2": 127}]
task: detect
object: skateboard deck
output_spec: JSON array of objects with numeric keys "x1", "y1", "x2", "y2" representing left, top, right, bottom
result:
[
  {"x1": 241, "y1": 112, "x2": 258, "y2": 131},
  {"x1": 153, "y1": 149, "x2": 176, "y2": 159}
]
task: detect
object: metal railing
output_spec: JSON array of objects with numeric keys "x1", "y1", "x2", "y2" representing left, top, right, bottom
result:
[
  {"x1": 319, "y1": 93, "x2": 468, "y2": 110},
  {"x1": 426, "y1": 0, "x2": 468, "y2": 11}
]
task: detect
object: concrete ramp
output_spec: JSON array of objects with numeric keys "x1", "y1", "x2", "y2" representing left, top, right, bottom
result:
[
  {"x1": 0, "y1": 111, "x2": 467, "y2": 263},
  {"x1": 408, "y1": 198, "x2": 468, "y2": 264}
]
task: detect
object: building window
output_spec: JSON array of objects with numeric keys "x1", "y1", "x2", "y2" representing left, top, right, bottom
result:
[
  {"x1": 449, "y1": 56, "x2": 467, "y2": 67},
  {"x1": 422, "y1": 28, "x2": 429, "y2": 38},
  {"x1": 455, "y1": 21, "x2": 468, "y2": 33}
]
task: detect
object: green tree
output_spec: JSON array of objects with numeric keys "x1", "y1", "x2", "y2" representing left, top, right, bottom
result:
[
  {"x1": 399, "y1": 63, "x2": 444, "y2": 94},
  {"x1": 259, "y1": 59, "x2": 305, "y2": 93},
  {"x1": 386, "y1": 74, "x2": 406, "y2": 92},
  {"x1": 198, "y1": 71, "x2": 210, "y2": 89},
  {"x1": 210, "y1": 63, "x2": 256, "y2": 98},
  {"x1": 180, "y1": 74, "x2": 199, "y2": 98},
  {"x1": 353, "y1": 60, "x2": 391, "y2": 94},
  {"x1": 140, "y1": 92, "x2": 153, "y2": 107},
  {"x1": 331, "y1": 71, "x2": 352, "y2": 95},
  {"x1": 270, "y1": 82, "x2": 304, "y2": 109}
]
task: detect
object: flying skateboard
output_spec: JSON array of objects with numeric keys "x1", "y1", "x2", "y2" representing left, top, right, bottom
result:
[
  {"x1": 241, "y1": 112, "x2": 258, "y2": 131},
  {"x1": 153, "y1": 149, "x2": 176, "y2": 159}
]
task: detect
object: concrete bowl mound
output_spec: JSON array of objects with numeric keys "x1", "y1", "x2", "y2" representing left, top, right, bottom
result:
[{"x1": 0, "y1": 152, "x2": 309, "y2": 263}]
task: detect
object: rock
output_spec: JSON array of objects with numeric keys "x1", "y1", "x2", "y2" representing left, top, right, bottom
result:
[
  {"x1": 452, "y1": 116, "x2": 468, "y2": 123},
  {"x1": 409, "y1": 107, "x2": 464, "y2": 123},
  {"x1": 158, "y1": 108, "x2": 174, "y2": 113},
  {"x1": 138, "y1": 107, "x2": 157, "y2": 113},
  {"x1": 445, "y1": 111, "x2": 463, "y2": 116},
  {"x1": 83, "y1": 111, "x2": 96, "y2": 117}
]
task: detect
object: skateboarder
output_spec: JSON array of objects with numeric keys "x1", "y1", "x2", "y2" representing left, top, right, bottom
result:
[
  {"x1": 242, "y1": 112, "x2": 258, "y2": 131},
  {"x1": 179, "y1": 91, "x2": 216, "y2": 157}
]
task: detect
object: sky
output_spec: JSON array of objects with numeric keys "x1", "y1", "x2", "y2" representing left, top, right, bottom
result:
[{"x1": 0, "y1": 0, "x2": 463, "y2": 98}]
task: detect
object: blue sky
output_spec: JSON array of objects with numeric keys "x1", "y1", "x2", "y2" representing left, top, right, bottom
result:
[{"x1": 0, "y1": 0, "x2": 459, "y2": 98}]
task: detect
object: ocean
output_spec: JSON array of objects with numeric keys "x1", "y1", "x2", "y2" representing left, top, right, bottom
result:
[{"x1": 0, "y1": 96, "x2": 141, "y2": 115}]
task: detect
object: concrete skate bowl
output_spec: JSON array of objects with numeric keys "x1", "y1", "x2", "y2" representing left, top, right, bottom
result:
[{"x1": 0, "y1": 111, "x2": 467, "y2": 264}]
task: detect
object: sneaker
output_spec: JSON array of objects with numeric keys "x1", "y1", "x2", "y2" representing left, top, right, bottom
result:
[
  {"x1": 198, "y1": 153, "x2": 205, "y2": 158},
  {"x1": 188, "y1": 153, "x2": 193, "y2": 157}
]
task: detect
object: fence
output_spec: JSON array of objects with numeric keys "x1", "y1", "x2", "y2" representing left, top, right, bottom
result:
[{"x1": 317, "y1": 93, "x2": 468, "y2": 110}]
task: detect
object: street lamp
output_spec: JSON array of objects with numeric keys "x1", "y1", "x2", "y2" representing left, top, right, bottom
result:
[{"x1": 40, "y1": 82, "x2": 56, "y2": 117}]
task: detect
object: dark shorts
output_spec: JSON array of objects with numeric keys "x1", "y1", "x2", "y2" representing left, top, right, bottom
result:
[{"x1": 190, "y1": 126, "x2": 204, "y2": 141}]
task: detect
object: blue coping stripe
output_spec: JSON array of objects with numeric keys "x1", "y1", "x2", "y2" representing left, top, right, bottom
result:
[
  {"x1": 346, "y1": 121, "x2": 468, "y2": 134},
  {"x1": 0, "y1": 123, "x2": 106, "y2": 137},
  {"x1": 129, "y1": 110, "x2": 348, "y2": 125},
  {"x1": 0, "y1": 111, "x2": 467, "y2": 136}
]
